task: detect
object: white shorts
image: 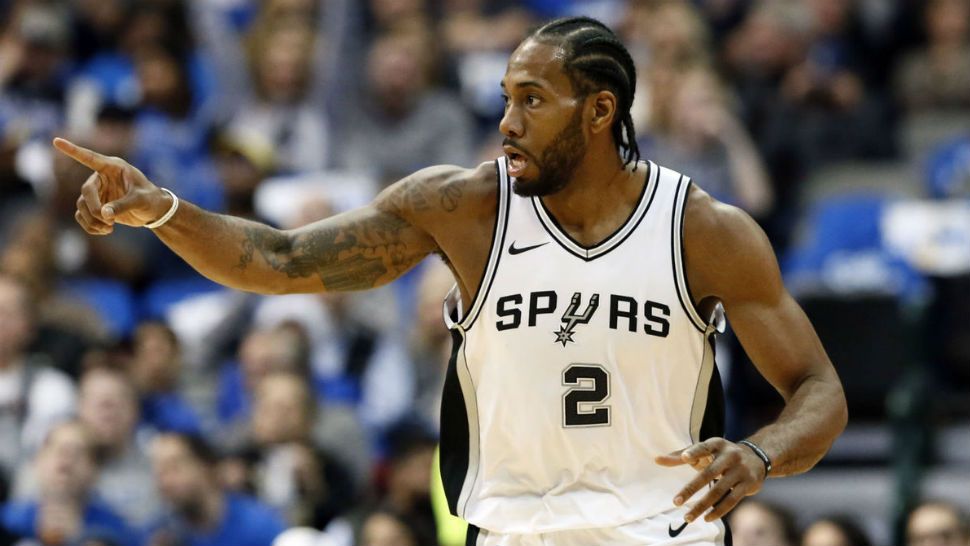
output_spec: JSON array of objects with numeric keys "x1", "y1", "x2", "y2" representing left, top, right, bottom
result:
[{"x1": 466, "y1": 509, "x2": 729, "y2": 546}]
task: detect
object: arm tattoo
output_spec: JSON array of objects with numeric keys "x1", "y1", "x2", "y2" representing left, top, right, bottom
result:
[
  {"x1": 439, "y1": 178, "x2": 467, "y2": 212},
  {"x1": 238, "y1": 213, "x2": 421, "y2": 291}
]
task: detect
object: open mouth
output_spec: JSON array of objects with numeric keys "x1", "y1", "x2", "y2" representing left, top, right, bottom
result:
[{"x1": 504, "y1": 147, "x2": 530, "y2": 177}]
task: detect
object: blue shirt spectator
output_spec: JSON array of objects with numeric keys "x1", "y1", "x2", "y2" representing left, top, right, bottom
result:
[
  {"x1": 144, "y1": 494, "x2": 286, "y2": 546},
  {"x1": 0, "y1": 499, "x2": 136, "y2": 546}
]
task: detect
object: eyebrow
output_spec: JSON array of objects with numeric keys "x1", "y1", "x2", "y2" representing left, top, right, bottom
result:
[{"x1": 500, "y1": 80, "x2": 546, "y2": 90}]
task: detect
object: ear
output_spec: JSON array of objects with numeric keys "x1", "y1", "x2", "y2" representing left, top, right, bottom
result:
[{"x1": 588, "y1": 90, "x2": 618, "y2": 135}]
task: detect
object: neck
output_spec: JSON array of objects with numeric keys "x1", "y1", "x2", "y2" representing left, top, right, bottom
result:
[{"x1": 538, "y1": 143, "x2": 634, "y2": 232}]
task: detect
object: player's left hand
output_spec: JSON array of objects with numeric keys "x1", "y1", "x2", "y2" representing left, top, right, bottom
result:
[{"x1": 655, "y1": 437, "x2": 767, "y2": 523}]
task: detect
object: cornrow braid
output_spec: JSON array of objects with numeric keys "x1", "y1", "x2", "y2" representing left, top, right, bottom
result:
[{"x1": 531, "y1": 16, "x2": 641, "y2": 168}]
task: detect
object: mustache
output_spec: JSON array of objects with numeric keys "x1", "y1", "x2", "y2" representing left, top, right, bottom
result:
[{"x1": 502, "y1": 139, "x2": 533, "y2": 160}]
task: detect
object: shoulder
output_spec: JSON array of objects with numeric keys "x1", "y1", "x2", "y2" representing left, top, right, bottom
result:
[
  {"x1": 376, "y1": 161, "x2": 499, "y2": 221},
  {"x1": 228, "y1": 494, "x2": 286, "y2": 530},
  {"x1": 683, "y1": 184, "x2": 782, "y2": 303},
  {"x1": 0, "y1": 501, "x2": 37, "y2": 534}
]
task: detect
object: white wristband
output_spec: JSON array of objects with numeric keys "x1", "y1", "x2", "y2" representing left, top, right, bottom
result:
[{"x1": 145, "y1": 188, "x2": 179, "y2": 229}]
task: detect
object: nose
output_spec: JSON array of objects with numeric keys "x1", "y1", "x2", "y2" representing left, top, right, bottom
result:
[{"x1": 499, "y1": 104, "x2": 524, "y2": 139}]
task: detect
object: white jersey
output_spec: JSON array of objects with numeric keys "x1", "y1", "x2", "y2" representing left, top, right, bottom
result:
[{"x1": 441, "y1": 158, "x2": 725, "y2": 534}]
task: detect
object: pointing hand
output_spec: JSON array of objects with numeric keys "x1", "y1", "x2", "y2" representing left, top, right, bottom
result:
[{"x1": 53, "y1": 137, "x2": 173, "y2": 234}]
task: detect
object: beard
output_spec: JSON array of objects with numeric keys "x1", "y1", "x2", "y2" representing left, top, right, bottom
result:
[{"x1": 510, "y1": 107, "x2": 587, "y2": 197}]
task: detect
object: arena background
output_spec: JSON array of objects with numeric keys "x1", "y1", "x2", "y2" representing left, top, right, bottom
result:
[{"x1": 0, "y1": 0, "x2": 968, "y2": 545}]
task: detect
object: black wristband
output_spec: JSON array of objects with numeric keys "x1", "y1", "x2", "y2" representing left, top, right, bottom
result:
[{"x1": 738, "y1": 439, "x2": 771, "y2": 479}]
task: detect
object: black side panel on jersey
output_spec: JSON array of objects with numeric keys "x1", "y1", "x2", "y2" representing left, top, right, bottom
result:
[
  {"x1": 439, "y1": 327, "x2": 469, "y2": 515},
  {"x1": 465, "y1": 524, "x2": 481, "y2": 546},
  {"x1": 699, "y1": 334, "x2": 726, "y2": 441}
]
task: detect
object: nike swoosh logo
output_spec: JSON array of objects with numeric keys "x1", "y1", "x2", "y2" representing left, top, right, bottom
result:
[
  {"x1": 668, "y1": 521, "x2": 688, "y2": 538},
  {"x1": 508, "y1": 241, "x2": 549, "y2": 255}
]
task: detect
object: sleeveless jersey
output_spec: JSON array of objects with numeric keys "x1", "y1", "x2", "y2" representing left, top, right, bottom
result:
[{"x1": 440, "y1": 157, "x2": 725, "y2": 533}]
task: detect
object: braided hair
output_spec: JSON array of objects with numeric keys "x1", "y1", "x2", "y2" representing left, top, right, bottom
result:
[{"x1": 530, "y1": 16, "x2": 641, "y2": 167}]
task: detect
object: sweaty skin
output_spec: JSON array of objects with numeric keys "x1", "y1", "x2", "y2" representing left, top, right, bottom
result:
[{"x1": 58, "y1": 38, "x2": 846, "y2": 524}]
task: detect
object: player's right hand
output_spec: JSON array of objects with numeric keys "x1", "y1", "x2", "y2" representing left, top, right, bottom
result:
[{"x1": 53, "y1": 137, "x2": 172, "y2": 234}]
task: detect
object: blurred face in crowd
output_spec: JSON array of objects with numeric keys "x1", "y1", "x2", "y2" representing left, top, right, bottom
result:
[
  {"x1": 907, "y1": 504, "x2": 970, "y2": 546},
  {"x1": 802, "y1": 521, "x2": 853, "y2": 546},
  {"x1": 645, "y1": 2, "x2": 707, "y2": 65},
  {"x1": 729, "y1": 501, "x2": 793, "y2": 546},
  {"x1": 369, "y1": 0, "x2": 425, "y2": 29},
  {"x1": 670, "y1": 69, "x2": 727, "y2": 148},
  {"x1": 78, "y1": 369, "x2": 140, "y2": 451},
  {"x1": 367, "y1": 31, "x2": 431, "y2": 114},
  {"x1": 388, "y1": 443, "x2": 434, "y2": 505},
  {"x1": 132, "y1": 322, "x2": 179, "y2": 393},
  {"x1": 927, "y1": 0, "x2": 970, "y2": 45},
  {"x1": 360, "y1": 512, "x2": 417, "y2": 546},
  {"x1": 256, "y1": 26, "x2": 314, "y2": 104},
  {"x1": 151, "y1": 435, "x2": 211, "y2": 512},
  {"x1": 806, "y1": 0, "x2": 852, "y2": 35},
  {"x1": 500, "y1": 39, "x2": 589, "y2": 197},
  {"x1": 730, "y1": 6, "x2": 806, "y2": 74},
  {"x1": 37, "y1": 422, "x2": 98, "y2": 500},
  {"x1": 0, "y1": 276, "x2": 33, "y2": 364},
  {"x1": 134, "y1": 46, "x2": 190, "y2": 115},
  {"x1": 239, "y1": 328, "x2": 303, "y2": 391},
  {"x1": 251, "y1": 373, "x2": 314, "y2": 445}
]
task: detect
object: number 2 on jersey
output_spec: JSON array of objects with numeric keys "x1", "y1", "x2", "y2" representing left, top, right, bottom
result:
[{"x1": 562, "y1": 364, "x2": 611, "y2": 427}]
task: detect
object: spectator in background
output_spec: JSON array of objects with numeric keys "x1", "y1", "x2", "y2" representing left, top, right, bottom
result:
[
  {"x1": 220, "y1": 371, "x2": 355, "y2": 529},
  {"x1": 407, "y1": 262, "x2": 456, "y2": 430},
  {"x1": 0, "y1": 3, "x2": 72, "y2": 147},
  {"x1": 641, "y1": 66, "x2": 774, "y2": 217},
  {"x1": 146, "y1": 432, "x2": 286, "y2": 546},
  {"x1": 802, "y1": 516, "x2": 873, "y2": 546},
  {"x1": 130, "y1": 40, "x2": 223, "y2": 215},
  {"x1": 225, "y1": 17, "x2": 331, "y2": 174},
  {"x1": 358, "y1": 507, "x2": 434, "y2": 546},
  {"x1": 0, "y1": 273, "x2": 76, "y2": 493},
  {"x1": 0, "y1": 421, "x2": 135, "y2": 546},
  {"x1": 375, "y1": 421, "x2": 437, "y2": 544},
  {"x1": 729, "y1": 499, "x2": 798, "y2": 546},
  {"x1": 211, "y1": 126, "x2": 276, "y2": 221},
  {"x1": 337, "y1": 24, "x2": 475, "y2": 186},
  {"x1": 623, "y1": 1, "x2": 714, "y2": 172},
  {"x1": 896, "y1": 0, "x2": 970, "y2": 112},
  {"x1": 906, "y1": 501, "x2": 970, "y2": 546},
  {"x1": 74, "y1": 366, "x2": 161, "y2": 526},
  {"x1": 130, "y1": 321, "x2": 203, "y2": 435},
  {"x1": 763, "y1": 0, "x2": 895, "y2": 169}
]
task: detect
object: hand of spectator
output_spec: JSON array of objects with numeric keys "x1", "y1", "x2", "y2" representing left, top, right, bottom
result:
[
  {"x1": 655, "y1": 437, "x2": 766, "y2": 523},
  {"x1": 53, "y1": 138, "x2": 173, "y2": 234}
]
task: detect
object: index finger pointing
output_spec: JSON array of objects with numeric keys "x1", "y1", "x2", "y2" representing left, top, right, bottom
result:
[{"x1": 52, "y1": 138, "x2": 111, "y2": 171}]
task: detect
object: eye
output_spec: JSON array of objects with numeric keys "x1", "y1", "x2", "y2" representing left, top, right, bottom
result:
[
  {"x1": 526, "y1": 95, "x2": 541, "y2": 106},
  {"x1": 502, "y1": 94, "x2": 510, "y2": 104}
]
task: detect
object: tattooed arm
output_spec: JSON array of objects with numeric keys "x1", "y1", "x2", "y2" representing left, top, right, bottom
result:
[{"x1": 56, "y1": 138, "x2": 459, "y2": 294}]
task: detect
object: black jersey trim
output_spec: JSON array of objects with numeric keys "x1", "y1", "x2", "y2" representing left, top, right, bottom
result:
[
  {"x1": 671, "y1": 177, "x2": 708, "y2": 332},
  {"x1": 456, "y1": 159, "x2": 511, "y2": 330},
  {"x1": 440, "y1": 327, "x2": 473, "y2": 516},
  {"x1": 465, "y1": 524, "x2": 481, "y2": 546},
  {"x1": 699, "y1": 332, "x2": 726, "y2": 441},
  {"x1": 530, "y1": 161, "x2": 655, "y2": 261}
]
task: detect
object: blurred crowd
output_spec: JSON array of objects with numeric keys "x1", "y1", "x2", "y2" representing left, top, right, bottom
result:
[{"x1": 1, "y1": 0, "x2": 969, "y2": 545}]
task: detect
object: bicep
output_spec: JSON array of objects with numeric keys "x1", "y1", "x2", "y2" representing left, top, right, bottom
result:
[{"x1": 276, "y1": 204, "x2": 437, "y2": 292}]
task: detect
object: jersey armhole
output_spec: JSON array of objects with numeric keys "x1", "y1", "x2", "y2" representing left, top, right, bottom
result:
[
  {"x1": 672, "y1": 177, "x2": 711, "y2": 332},
  {"x1": 443, "y1": 158, "x2": 510, "y2": 331}
]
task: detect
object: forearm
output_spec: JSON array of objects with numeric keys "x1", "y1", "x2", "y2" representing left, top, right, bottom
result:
[
  {"x1": 745, "y1": 370, "x2": 847, "y2": 477},
  {"x1": 152, "y1": 198, "x2": 434, "y2": 294},
  {"x1": 151, "y1": 201, "x2": 315, "y2": 294}
]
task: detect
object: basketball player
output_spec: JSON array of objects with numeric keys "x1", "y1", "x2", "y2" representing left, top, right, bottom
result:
[{"x1": 58, "y1": 17, "x2": 846, "y2": 546}]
